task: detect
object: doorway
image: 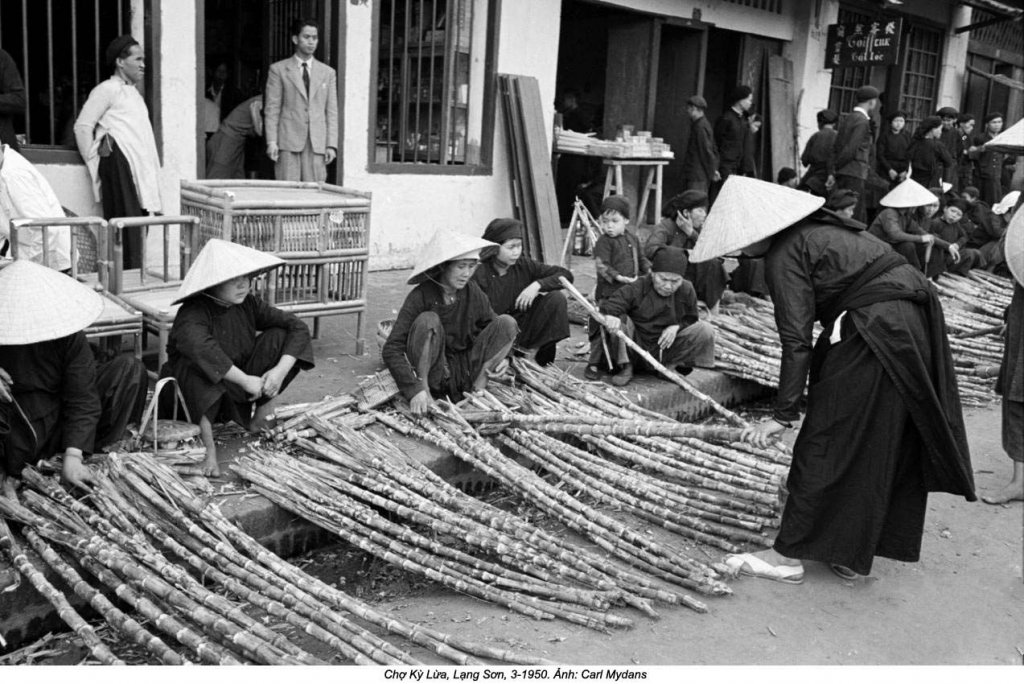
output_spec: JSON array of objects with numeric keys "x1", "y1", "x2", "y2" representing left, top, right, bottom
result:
[{"x1": 199, "y1": 0, "x2": 338, "y2": 181}]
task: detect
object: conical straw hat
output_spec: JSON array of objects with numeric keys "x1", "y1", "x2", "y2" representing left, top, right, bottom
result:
[
  {"x1": 408, "y1": 229, "x2": 498, "y2": 285},
  {"x1": 879, "y1": 178, "x2": 936, "y2": 208},
  {"x1": 1005, "y1": 207, "x2": 1024, "y2": 287},
  {"x1": 983, "y1": 117, "x2": 1023, "y2": 155},
  {"x1": 173, "y1": 239, "x2": 285, "y2": 304},
  {"x1": 0, "y1": 260, "x2": 103, "y2": 345},
  {"x1": 690, "y1": 176, "x2": 824, "y2": 263}
]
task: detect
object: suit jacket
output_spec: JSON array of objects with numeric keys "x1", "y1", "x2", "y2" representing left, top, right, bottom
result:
[
  {"x1": 831, "y1": 110, "x2": 872, "y2": 179},
  {"x1": 264, "y1": 56, "x2": 338, "y2": 154}
]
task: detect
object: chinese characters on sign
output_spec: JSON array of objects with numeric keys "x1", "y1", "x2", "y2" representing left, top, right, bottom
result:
[{"x1": 825, "y1": 17, "x2": 903, "y2": 68}]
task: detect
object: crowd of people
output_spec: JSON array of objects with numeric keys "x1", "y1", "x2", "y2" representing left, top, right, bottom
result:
[{"x1": 0, "y1": 23, "x2": 1020, "y2": 599}]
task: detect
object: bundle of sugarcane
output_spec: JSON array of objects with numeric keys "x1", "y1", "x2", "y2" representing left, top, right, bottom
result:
[
  {"x1": 0, "y1": 454, "x2": 557, "y2": 665},
  {"x1": 391, "y1": 401, "x2": 734, "y2": 598},
  {"x1": 233, "y1": 416, "x2": 718, "y2": 614},
  {"x1": 934, "y1": 271, "x2": 1013, "y2": 319},
  {"x1": 233, "y1": 446, "x2": 636, "y2": 632}
]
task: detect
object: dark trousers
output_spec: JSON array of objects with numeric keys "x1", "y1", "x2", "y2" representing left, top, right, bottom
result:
[
  {"x1": 979, "y1": 176, "x2": 1003, "y2": 207},
  {"x1": 406, "y1": 313, "x2": 517, "y2": 400},
  {"x1": 98, "y1": 138, "x2": 146, "y2": 269}
]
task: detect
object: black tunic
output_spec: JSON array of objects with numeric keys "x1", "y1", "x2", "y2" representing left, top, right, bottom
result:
[
  {"x1": 799, "y1": 128, "x2": 836, "y2": 195},
  {"x1": 682, "y1": 115, "x2": 718, "y2": 184},
  {"x1": 162, "y1": 294, "x2": 314, "y2": 425},
  {"x1": 875, "y1": 127, "x2": 911, "y2": 178},
  {"x1": 472, "y1": 257, "x2": 572, "y2": 350},
  {"x1": 600, "y1": 274, "x2": 699, "y2": 348},
  {"x1": 909, "y1": 137, "x2": 953, "y2": 189},
  {"x1": 383, "y1": 280, "x2": 497, "y2": 401},
  {"x1": 592, "y1": 231, "x2": 650, "y2": 302},
  {"x1": 714, "y1": 108, "x2": 746, "y2": 177},
  {"x1": 645, "y1": 216, "x2": 728, "y2": 308},
  {"x1": 766, "y1": 216, "x2": 974, "y2": 574}
]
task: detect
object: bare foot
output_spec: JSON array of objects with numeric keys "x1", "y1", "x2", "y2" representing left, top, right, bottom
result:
[
  {"x1": 201, "y1": 452, "x2": 221, "y2": 478},
  {"x1": 982, "y1": 482, "x2": 1024, "y2": 505}
]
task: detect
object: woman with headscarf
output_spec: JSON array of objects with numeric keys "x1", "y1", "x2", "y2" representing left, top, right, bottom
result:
[
  {"x1": 908, "y1": 116, "x2": 953, "y2": 190},
  {"x1": 383, "y1": 230, "x2": 517, "y2": 416},
  {"x1": 74, "y1": 36, "x2": 162, "y2": 269},
  {"x1": 691, "y1": 176, "x2": 973, "y2": 583},
  {"x1": 471, "y1": 218, "x2": 572, "y2": 367},
  {"x1": 867, "y1": 178, "x2": 944, "y2": 271},
  {"x1": 160, "y1": 239, "x2": 314, "y2": 477}
]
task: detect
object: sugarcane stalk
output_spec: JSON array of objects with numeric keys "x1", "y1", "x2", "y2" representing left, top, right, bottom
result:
[
  {"x1": 559, "y1": 276, "x2": 748, "y2": 427},
  {"x1": 461, "y1": 409, "x2": 748, "y2": 442},
  {"x1": 22, "y1": 526, "x2": 185, "y2": 665},
  {"x1": 0, "y1": 516, "x2": 125, "y2": 665}
]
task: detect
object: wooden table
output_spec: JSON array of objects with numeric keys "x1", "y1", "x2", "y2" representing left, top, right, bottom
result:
[{"x1": 601, "y1": 158, "x2": 671, "y2": 226}]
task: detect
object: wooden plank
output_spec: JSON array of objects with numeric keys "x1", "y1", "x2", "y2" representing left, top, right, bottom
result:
[
  {"x1": 514, "y1": 75, "x2": 563, "y2": 263},
  {"x1": 503, "y1": 76, "x2": 543, "y2": 258},
  {"x1": 498, "y1": 75, "x2": 538, "y2": 258},
  {"x1": 768, "y1": 55, "x2": 797, "y2": 180}
]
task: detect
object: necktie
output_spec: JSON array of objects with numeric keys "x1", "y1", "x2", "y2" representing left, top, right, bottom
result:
[{"x1": 302, "y1": 62, "x2": 310, "y2": 96}]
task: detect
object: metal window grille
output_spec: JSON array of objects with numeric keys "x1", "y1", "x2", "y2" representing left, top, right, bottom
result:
[
  {"x1": 898, "y1": 24, "x2": 942, "y2": 128},
  {"x1": 374, "y1": 0, "x2": 474, "y2": 165},
  {"x1": 0, "y1": 0, "x2": 131, "y2": 148}
]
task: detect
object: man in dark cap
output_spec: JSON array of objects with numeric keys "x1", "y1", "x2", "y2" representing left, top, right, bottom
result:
[
  {"x1": 645, "y1": 190, "x2": 728, "y2": 310},
  {"x1": 825, "y1": 189, "x2": 860, "y2": 221},
  {"x1": 713, "y1": 85, "x2": 753, "y2": 200},
  {"x1": 776, "y1": 167, "x2": 798, "y2": 188},
  {"x1": 681, "y1": 95, "x2": 719, "y2": 193},
  {"x1": 598, "y1": 246, "x2": 715, "y2": 387},
  {"x1": 909, "y1": 116, "x2": 954, "y2": 189},
  {"x1": 472, "y1": 218, "x2": 573, "y2": 367},
  {"x1": 799, "y1": 109, "x2": 838, "y2": 196},
  {"x1": 828, "y1": 85, "x2": 878, "y2": 222},
  {"x1": 969, "y1": 112, "x2": 1006, "y2": 205}
]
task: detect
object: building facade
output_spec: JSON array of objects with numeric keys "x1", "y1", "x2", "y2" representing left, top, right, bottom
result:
[{"x1": 7, "y1": 0, "x2": 1020, "y2": 270}]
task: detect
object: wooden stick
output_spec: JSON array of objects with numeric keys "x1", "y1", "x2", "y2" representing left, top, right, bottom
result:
[{"x1": 559, "y1": 276, "x2": 748, "y2": 427}]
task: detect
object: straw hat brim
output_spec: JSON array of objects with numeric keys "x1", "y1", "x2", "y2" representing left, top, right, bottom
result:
[
  {"x1": 0, "y1": 260, "x2": 104, "y2": 345},
  {"x1": 984, "y1": 118, "x2": 1023, "y2": 155},
  {"x1": 993, "y1": 190, "x2": 1021, "y2": 215},
  {"x1": 173, "y1": 239, "x2": 285, "y2": 304},
  {"x1": 408, "y1": 230, "x2": 498, "y2": 285},
  {"x1": 879, "y1": 178, "x2": 937, "y2": 208},
  {"x1": 1005, "y1": 207, "x2": 1024, "y2": 287},
  {"x1": 690, "y1": 176, "x2": 824, "y2": 263}
]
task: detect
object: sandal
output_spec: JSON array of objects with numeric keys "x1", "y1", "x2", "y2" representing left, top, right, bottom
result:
[
  {"x1": 724, "y1": 552, "x2": 804, "y2": 585},
  {"x1": 584, "y1": 365, "x2": 602, "y2": 380},
  {"x1": 830, "y1": 564, "x2": 858, "y2": 580}
]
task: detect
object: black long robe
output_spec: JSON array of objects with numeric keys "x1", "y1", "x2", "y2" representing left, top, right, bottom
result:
[
  {"x1": 766, "y1": 215, "x2": 974, "y2": 574},
  {"x1": 471, "y1": 256, "x2": 572, "y2": 350},
  {"x1": 161, "y1": 294, "x2": 314, "y2": 427}
]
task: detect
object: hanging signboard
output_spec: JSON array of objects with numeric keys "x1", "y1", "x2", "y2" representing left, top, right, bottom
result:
[{"x1": 825, "y1": 17, "x2": 903, "y2": 68}]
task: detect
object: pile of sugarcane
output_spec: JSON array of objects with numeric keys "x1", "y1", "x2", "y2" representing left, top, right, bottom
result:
[
  {"x1": 240, "y1": 359, "x2": 787, "y2": 625},
  {"x1": 712, "y1": 297, "x2": 787, "y2": 388},
  {"x1": 0, "y1": 454, "x2": 556, "y2": 665},
  {"x1": 934, "y1": 270, "x2": 1012, "y2": 405}
]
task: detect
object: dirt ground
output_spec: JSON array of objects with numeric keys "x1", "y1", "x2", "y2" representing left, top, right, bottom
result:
[{"x1": 311, "y1": 404, "x2": 1023, "y2": 667}]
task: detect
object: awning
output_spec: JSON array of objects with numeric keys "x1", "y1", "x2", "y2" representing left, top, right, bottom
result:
[
  {"x1": 985, "y1": 117, "x2": 1024, "y2": 155},
  {"x1": 956, "y1": 0, "x2": 1023, "y2": 33},
  {"x1": 966, "y1": 64, "x2": 1024, "y2": 91}
]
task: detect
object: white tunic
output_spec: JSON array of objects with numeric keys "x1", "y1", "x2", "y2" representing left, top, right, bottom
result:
[
  {"x1": 74, "y1": 75, "x2": 162, "y2": 213},
  {"x1": 0, "y1": 145, "x2": 72, "y2": 271}
]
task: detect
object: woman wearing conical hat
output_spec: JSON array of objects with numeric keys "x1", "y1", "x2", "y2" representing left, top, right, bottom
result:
[
  {"x1": 0, "y1": 261, "x2": 148, "y2": 497},
  {"x1": 691, "y1": 176, "x2": 974, "y2": 584},
  {"x1": 159, "y1": 239, "x2": 314, "y2": 477},
  {"x1": 867, "y1": 178, "x2": 946, "y2": 271},
  {"x1": 983, "y1": 208, "x2": 1024, "y2": 504},
  {"x1": 382, "y1": 229, "x2": 518, "y2": 416}
]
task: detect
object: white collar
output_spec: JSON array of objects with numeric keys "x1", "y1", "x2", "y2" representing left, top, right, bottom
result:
[
  {"x1": 295, "y1": 55, "x2": 313, "y2": 68},
  {"x1": 853, "y1": 106, "x2": 870, "y2": 118}
]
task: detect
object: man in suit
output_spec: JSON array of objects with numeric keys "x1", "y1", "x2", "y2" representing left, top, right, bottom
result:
[
  {"x1": 264, "y1": 18, "x2": 338, "y2": 182},
  {"x1": 828, "y1": 85, "x2": 878, "y2": 222},
  {"x1": 681, "y1": 95, "x2": 718, "y2": 194}
]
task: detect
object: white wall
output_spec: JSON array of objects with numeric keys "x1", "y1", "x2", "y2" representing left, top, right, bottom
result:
[
  {"x1": 36, "y1": 0, "x2": 196, "y2": 227},
  {"x1": 787, "y1": 0, "x2": 840, "y2": 167},
  {"x1": 344, "y1": 0, "x2": 563, "y2": 271}
]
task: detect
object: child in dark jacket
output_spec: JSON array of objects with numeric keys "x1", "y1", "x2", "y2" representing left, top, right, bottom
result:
[{"x1": 586, "y1": 195, "x2": 651, "y2": 379}]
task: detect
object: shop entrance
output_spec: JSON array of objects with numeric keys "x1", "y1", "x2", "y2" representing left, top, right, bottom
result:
[{"x1": 198, "y1": 0, "x2": 338, "y2": 181}]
